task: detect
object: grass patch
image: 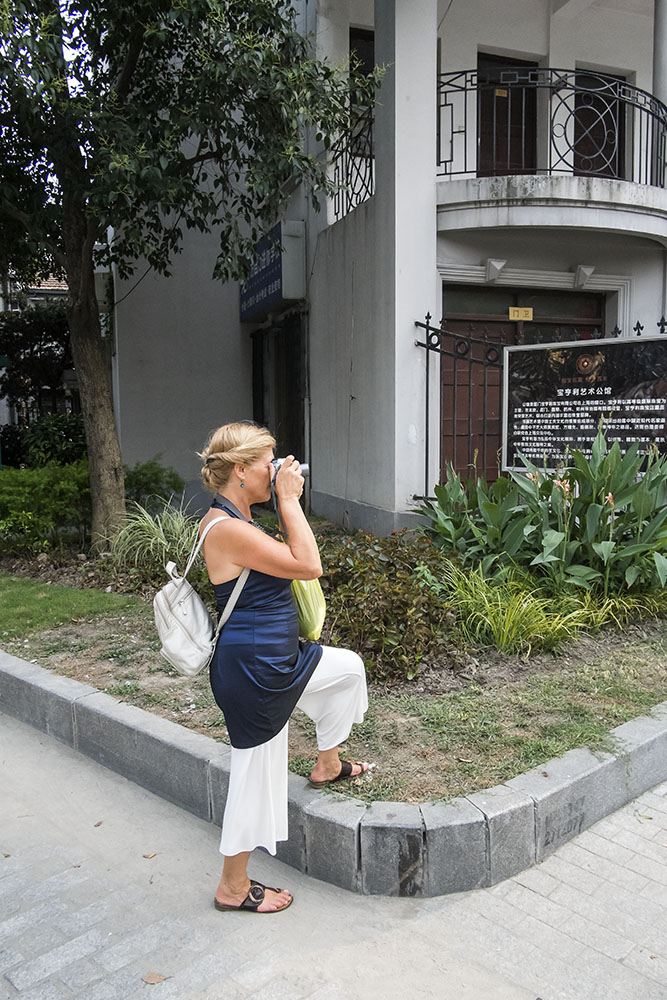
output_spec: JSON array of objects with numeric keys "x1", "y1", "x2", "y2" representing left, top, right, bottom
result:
[
  {"x1": 0, "y1": 572, "x2": 139, "y2": 638},
  {"x1": 106, "y1": 680, "x2": 141, "y2": 697}
]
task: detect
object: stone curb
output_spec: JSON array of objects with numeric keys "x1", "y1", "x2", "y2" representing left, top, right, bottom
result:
[{"x1": 2, "y1": 649, "x2": 667, "y2": 897}]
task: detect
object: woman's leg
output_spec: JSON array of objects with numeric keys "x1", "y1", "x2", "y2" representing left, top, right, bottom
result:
[
  {"x1": 295, "y1": 646, "x2": 369, "y2": 784},
  {"x1": 215, "y1": 852, "x2": 292, "y2": 912},
  {"x1": 220, "y1": 724, "x2": 289, "y2": 856},
  {"x1": 215, "y1": 724, "x2": 292, "y2": 911}
]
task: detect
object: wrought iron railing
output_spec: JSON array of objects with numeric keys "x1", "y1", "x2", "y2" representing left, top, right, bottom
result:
[
  {"x1": 437, "y1": 67, "x2": 667, "y2": 187},
  {"x1": 330, "y1": 104, "x2": 374, "y2": 221}
]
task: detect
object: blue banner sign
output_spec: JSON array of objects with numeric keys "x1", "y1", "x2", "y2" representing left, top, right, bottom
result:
[{"x1": 239, "y1": 224, "x2": 283, "y2": 321}]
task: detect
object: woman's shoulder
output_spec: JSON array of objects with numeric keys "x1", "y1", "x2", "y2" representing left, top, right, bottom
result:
[{"x1": 198, "y1": 509, "x2": 231, "y2": 537}]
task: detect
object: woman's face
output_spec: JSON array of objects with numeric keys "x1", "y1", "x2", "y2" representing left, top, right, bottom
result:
[{"x1": 241, "y1": 447, "x2": 274, "y2": 502}]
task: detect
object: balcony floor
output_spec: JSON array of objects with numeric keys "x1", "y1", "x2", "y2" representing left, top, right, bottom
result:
[{"x1": 436, "y1": 174, "x2": 667, "y2": 245}]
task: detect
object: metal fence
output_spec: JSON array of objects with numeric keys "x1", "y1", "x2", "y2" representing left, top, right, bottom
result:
[
  {"x1": 437, "y1": 67, "x2": 667, "y2": 187},
  {"x1": 330, "y1": 104, "x2": 374, "y2": 222}
]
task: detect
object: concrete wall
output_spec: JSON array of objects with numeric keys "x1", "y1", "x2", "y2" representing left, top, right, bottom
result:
[
  {"x1": 113, "y1": 228, "x2": 251, "y2": 486},
  {"x1": 439, "y1": 0, "x2": 652, "y2": 84},
  {"x1": 308, "y1": 189, "x2": 399, "y2": 530},
  {"x1": 308, "y1": 0, "x2": 438, "y2": 532}
]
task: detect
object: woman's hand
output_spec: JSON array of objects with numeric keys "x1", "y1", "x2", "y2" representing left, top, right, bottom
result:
[{"x1": 274, "y1": 455, "x2": 304, "y2": 502}]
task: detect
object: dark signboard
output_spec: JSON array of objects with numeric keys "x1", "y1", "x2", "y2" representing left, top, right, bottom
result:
[
  {"x1": 239, "y1": 221, "x2": 306, "y2": 323},
  {"x1": 239, "y1": 223, "x2": 283, "y2": 322},
  {"x1": 502, "y1": 336, "x2": 667, "y2": 470}
]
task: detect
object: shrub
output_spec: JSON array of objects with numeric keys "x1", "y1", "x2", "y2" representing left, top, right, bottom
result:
[
  {"x1": 319, "y1": 530, "x2": 458, "y2": 682},
  {"x1": 23, "y1": 413, "x2": 87, "y2": 467},
  {"x1": 417, "y1": 427, "x2": 667, "y2": 597},
  {"x1": 123, "y1": 455, "x2": 185, "y2": 512},
  {"x1": 0, "y1": 423, "x2": 26, "y2": 467},
  {"x1": 0, "y1": 461, "x2": 90, "y2": 552}
]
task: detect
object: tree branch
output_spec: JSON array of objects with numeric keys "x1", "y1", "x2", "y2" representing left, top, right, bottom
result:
[
  {"x1": 0, "y1": 198, "x2": 31, "y2": 231},
  {"x1": 113, "y1": 27, "x2": 146, "y2": 101},
  {"x1": 0, "y1": 197, "x2": 67, "y2": 271}
]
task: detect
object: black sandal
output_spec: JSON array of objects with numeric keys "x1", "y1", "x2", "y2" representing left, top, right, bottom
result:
[
  {"x1": 214, "y1": 880, "x2": 292, "y2": 913},
  {"x1": 309, "y1": 760, "x2": 369, "y2": 789}
]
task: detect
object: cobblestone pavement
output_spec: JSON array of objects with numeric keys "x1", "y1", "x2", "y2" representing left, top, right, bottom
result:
[{"x1": 2, "y1": 712, "x2": 667, "y2": 1000}]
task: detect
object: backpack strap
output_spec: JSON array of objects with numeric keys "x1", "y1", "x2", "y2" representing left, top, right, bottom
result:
[
  {"x1": 213, "y1": 566, "x2": 250, "y2": 640},
  {"x1": 165, "y1": 515, "x2": 229, "y2": 581}
]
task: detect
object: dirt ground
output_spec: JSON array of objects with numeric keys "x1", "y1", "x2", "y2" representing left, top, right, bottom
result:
[{"x1": 4, "y1": 552, "x2": 667, "y2": 802}]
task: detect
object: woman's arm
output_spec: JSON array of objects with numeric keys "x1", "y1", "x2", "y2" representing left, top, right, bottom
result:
[{"x1": 203, "y1": 458, "x2": 322, "y2": 583}]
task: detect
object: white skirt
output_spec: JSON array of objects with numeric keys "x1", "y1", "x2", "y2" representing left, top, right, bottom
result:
[{"x1": 219, "y1": 645, "x2": 368, "y2": 857}]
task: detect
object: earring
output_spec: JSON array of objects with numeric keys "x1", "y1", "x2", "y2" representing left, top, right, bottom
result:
[{"x1": 240, "y1": 481, "x2": 245, "y2": 488}]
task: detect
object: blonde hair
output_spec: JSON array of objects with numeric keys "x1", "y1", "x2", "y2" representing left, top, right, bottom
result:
[{"x1": 199, "y1": 421, "x2": 276, "y2": 493}]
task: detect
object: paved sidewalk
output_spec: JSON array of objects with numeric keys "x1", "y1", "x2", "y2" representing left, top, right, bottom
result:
[{"x1": 1, "y1": 713, "x2": 667, "y2": 1000}]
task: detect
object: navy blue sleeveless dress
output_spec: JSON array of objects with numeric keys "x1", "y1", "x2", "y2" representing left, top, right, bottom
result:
[{"x1": 208, "y1": 499, "x2": 323, "y2": 749}]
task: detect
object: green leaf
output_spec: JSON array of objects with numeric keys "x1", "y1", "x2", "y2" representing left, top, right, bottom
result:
[
  {"x1": 590, "y1": 429, "x2": 606, "y2": 471},
  {"x1": 542, "y1": 529, "x2": 565, "y2": 556},
  {"x1": 530, "y1": 552, "x2": 560, "y2": 566},
  {"x1": 592, "y1": 540, "x2": 616, "y2": 565},
  {"x1": 565, "y1": 564, "x2": 601, "y2": 580},
  {"x1": 625, "y1": 565, "x2": 641, "y2": 587},
  {"x1": 654, "y1": 552, "x2": 667, "y2": 587},
  {"x1": 584, "y1": 504, "x2": 604, "y2": 543},
  {"x1": 632, "y1": 483, "x2": 654, "y2": 522}
]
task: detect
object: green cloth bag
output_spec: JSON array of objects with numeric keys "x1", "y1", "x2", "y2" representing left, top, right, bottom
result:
[{"x1": 291, "y1": 578, "x2": 326, "y2": 640}]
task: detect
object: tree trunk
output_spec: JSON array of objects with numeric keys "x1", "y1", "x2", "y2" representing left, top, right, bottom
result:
[{"x1": 66, "y1": 263, "x2": 125, "y2": 546}]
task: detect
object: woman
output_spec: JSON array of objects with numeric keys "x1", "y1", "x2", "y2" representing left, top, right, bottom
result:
[{"x1": 199, "y1": 422, "x2": 369, "y2": 914}]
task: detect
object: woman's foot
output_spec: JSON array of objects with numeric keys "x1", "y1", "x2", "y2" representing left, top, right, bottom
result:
[
  {"x1": 309, "y1": 759, "x2": 369, "y2": 788},
  {"x1": 215, "y1": 878, "x2": 292, "y2": 913}
]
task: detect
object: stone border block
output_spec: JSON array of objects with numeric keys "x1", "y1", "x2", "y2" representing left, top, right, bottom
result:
[
  {"x1": 74, "y1": 691, "x2": 214, "y2": 819},
  {"x1": 304, "y1": 796, "x2": 366, "y2": 892},
  {"x1": 466, "y1": 785, "x2": 535, "y2": 884},
  {"x1": 612, "y1": 710, "x2": 667, "y2": 799},
  {"x1": 506, "y1": 747, "x2": 628, "y2": 862},
  {"x1": 0, "y1": 651, "x2": 96, "y2": 745},
  {"x1": 421, "y1": 798, "x2": 488, "y2": 895},
  {"x1": 360, "y1": 802, "x2": 424, "y2": 896},
  {"x1": 274, "y1": 774, "x2": 324, "y2": 872}
]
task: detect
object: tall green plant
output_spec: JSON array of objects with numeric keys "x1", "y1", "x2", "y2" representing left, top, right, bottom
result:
[
  {"x1": 108, "y1": 501, "x2": 209, "y2": 592},
  {"x1": 418, "y1": 428, "x2": 667, "y2": 596},
  {"x1": 510, "y1": 432, "x2": 667, "y2": 595}
]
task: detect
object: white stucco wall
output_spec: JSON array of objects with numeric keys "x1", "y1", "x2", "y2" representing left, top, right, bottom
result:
[
  {"x1": 307, "y1": 0, "x2": 438, "y2": 532},
  {"x1": 308, "y1": 195, "x2": 398, "y2": 528},
  {"x1": 113, "y1": 229, "x2": 252, "y2": 486},
  {"x1": 439, "y1": 0, "x2": 549, "y2": 70},
  {"x1": 437, "y1": 229, "x2": 666, "y2": 328},
  {"x1": 439, "y1": 0, "x2": 652, "y2": 83}
]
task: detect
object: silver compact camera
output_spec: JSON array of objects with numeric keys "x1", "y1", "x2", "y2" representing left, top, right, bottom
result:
[{"x1": 272, "y1": 457, "x2": 310, "y2": 477}]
